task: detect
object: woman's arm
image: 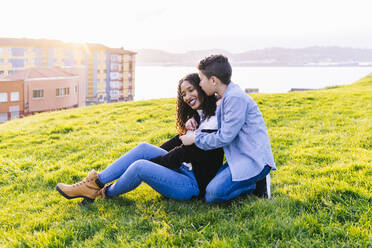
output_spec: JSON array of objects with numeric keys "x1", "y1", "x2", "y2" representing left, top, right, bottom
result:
[
  {"x1": 159, "y1": 135, "x2": 182, "y2": 152},
  {"x1": 151, "y1": 130, "x2": 217, "y2": 169},
  {"x1": 150, "y1": 145, "x2": 188, "y2": 169}
]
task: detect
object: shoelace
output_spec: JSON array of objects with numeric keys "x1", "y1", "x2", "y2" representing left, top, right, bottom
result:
[{"x1": 72, "y1": 178, "x2": 92, "y2": 187}]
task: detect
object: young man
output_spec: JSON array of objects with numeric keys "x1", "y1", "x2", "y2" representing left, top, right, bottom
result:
[{"x1": 180, "y1": 55, "x2": 276, "y2": 203}]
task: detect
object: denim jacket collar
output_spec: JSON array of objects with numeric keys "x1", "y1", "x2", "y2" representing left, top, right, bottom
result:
[{"x1": 222, "y1": 81, "x2": 234, "y2": 99}]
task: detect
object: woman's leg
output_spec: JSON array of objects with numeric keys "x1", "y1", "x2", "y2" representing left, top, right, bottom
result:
[
  {"x1": 105, "y1": 160, "x2": 200, "y2": 201},
  {"x1": 98, "y1": 142, "x2": 167, "y2": 184},
  {"x1": 205, "y1": 163, "x2": 271, "y2": 203}
]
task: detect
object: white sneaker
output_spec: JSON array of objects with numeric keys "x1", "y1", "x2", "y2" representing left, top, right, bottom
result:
[{"x1": 253, "y1": 173, "x2": 271, "y2": 199}]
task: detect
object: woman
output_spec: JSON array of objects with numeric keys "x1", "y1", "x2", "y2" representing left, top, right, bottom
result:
[{"x1": 56, "y1": 73, "x2": 223, "y2": 205}]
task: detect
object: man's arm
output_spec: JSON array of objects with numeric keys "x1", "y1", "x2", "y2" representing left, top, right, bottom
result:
[{"x1": 195, "y1": 96, "x2": 248, "y2": 150}]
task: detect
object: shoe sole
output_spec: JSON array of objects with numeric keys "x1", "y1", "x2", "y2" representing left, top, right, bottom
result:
[
  {"x1": 266, "y1": 174, "x2": 271, "y2": 199},
  {"x1": 56, "y1": 186, "x2": 95, "y2": 203}
]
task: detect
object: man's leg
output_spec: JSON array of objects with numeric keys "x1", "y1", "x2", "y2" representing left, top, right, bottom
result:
[{"x1": 205, "y1": 163, "x2": 271, "y2": 203}]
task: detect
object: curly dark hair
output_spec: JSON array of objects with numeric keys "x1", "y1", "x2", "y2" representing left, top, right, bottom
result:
[
  {"x1": 197, "y1": 54, "x2": 232, "y2": 84},
  {"x1": 176, "y1": 73, "x2": 217, "y2": 134}
]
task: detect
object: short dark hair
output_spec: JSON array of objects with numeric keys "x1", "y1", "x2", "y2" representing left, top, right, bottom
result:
[{"x1": 197, "y1": 54, "x2": 232, "y2": 84}]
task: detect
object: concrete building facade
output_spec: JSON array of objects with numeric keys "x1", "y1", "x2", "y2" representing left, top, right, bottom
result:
[
  {"x1": 0, "y1": 67, "x2": 85, "y2": 123},
  {"x1": 0, "y1": 38, "x2": 136, "y2": 104},
  {"x1": 0, "y1": 80, "x2": 23, "y2": 122}
]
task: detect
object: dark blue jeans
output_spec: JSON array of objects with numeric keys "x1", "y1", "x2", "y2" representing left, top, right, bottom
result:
[
  {"x1": 98, "y1": 142, "x2": 200, "y2": 200},
  {"x1": 205, "y1": 163, "x2": 271, "y2": 203}
]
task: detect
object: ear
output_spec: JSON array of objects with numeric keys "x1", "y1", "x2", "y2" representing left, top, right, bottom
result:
[{"x1": 211, "y1": 76, "x2": 217, "y2": 85}]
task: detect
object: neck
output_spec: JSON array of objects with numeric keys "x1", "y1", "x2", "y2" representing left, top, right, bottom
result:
[{"x1": 216, "y1": 83, "x2": 228, "y2": 97}]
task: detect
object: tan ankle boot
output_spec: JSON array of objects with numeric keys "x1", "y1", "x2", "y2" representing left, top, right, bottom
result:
[
  {"x1": 56, "y1": 169, "x2": 103, "y2": 203},
  {"x1": 97, "y1": 184, "x2": 112, "y2": 198}
]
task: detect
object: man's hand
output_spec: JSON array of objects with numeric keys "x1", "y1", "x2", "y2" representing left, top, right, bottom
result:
[
  {"x1": 185, "y1": 117, "x2": 198, "y2": 131},
  {"x1": 179, "y1": 132, "x2": 196, "y2": 146}
]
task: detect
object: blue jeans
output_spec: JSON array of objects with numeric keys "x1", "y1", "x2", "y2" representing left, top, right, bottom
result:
[
  {"x1": 205, "y1": 163, "x2": 271, "y2": 203},
  {"x1": 97, "y1": 142, "x2": 200, "y2": 201}
]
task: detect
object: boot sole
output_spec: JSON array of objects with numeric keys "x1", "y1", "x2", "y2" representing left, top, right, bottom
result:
[
  {"x1": 253, "y1": 174, "x2": 271, "y2": 199},
  {"x1": 56, "y1": 185, "x2": 95, "y2": 202}
]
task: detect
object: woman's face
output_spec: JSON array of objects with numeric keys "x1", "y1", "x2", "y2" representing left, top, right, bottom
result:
[{"x1": 180, "y1": 80, "x2": 203, "y2": 110}]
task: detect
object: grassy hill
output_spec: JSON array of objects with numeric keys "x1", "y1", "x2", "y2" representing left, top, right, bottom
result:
[{"x1": 0, "y1": 77, "x2": 371, "y2": 247}]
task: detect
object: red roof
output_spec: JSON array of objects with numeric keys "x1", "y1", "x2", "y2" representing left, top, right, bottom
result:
[{"x1": 2, "y1": 67, "x2": 77, "y2": 81}]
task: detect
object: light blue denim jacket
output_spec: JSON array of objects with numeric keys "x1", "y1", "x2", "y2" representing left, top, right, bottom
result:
[{"x1": 195, "y1": 82, "x2": 276, "y2": 181}]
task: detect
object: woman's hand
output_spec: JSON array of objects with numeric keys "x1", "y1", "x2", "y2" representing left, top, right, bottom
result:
[
  {"x1": 179, "y1": 132, "x2": 196, "y2": 146},
  {"x1": 185, "y1": 117, "x2": 198, "y2": 131}
]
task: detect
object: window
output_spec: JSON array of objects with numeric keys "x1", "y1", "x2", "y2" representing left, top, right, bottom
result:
[
  {"x1": 111, "y1": 55, "x2": 118, "y2": 62},
  {"x1": 0, "y1": 48, "x2": 3, "y2": 54},
  {"x1": 10, "y1": 92, "x2": 20, "y2": 102},
  {"x1": 0, "y1": 71, "x2": 4, "y2": 77},
  {"x1": 56, "y1": 88, "x2": 70, "y2": 97},
  {"x1": 75, "y1": 86, "x2": 78, "y2": 93},
  {"x1": 128, "y1": 72, "x2": 132, "y2": 78},
  {"x1": 110, "y1": 72, "x2": 119, "y2": 80},
  {"x1": 9, "y1": 105, "x2": 20, "y2": 120},
  {"x1": 10, "y1": 111, "x2": 19, "y2": 120},
  {"x1": 0, "y1": 113, "x2": 8, "y2": 123},
  {"x1": 11, "y1": 48, "x2": 25, "y2": 57},
  {"x1": 33, "y1": 48, "x2": 42, "y2": 54},
  {"x1": 128, "y1": 89, "x2": 132, "y2": 95},
  {"x1": 10, "y1": 59, "x2": 25, "y2": 68},
  {"x1": 0, "y1": 59, "x2": 3, "y2": 64},
  {"x1": 128, "y1": 81, "x2": 132, "y2": 87},
  {"x1": 33, "y1": 89, "x2": 44, "y2": 99},
  {"x1": 129, "y1": 55, "x2": 132, "y2": 61},
  {"x1": 110, "y1": 90, "x2": 119, "y2": 99},
  {"x1": 0, "y1": 92, "x2": 8, "y2": 102},
  {"x1": 110, "y1": 81, "x2": 119, "y2": 88},
  {"x1": 111, "y1": 64, "x2": 119, "y2": 71}
]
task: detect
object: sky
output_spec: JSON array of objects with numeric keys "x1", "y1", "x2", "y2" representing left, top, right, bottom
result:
[{"x1": 1, "y1": 0, "x2": 372, "y2": 53}]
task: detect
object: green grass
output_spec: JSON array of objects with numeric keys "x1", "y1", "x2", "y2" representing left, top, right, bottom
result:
[{"x1": 0, "y1": 77, "x2": 371, "y2": 247}]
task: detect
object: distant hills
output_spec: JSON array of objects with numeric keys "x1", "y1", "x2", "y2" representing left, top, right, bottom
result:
[{"x1": 135, "y1": 47, "x2": 372, "y2": 67}]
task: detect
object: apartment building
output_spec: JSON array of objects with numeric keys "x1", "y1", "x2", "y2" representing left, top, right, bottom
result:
[
  {"x1": 0, "y1": 38, "x2": 136, "y2": 104},
  {"x1": 108, "y1": 49, "x2": 135, "y2": 101},
  {"x1": 0, "y1": 80, "x2": 23, "y2": 123},
  {"x1": 0, "y1": 67, "x2": 85, "y2": 123}
]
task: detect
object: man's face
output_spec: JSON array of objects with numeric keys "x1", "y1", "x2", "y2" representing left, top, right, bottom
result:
[{"x1": 198, "y1": 70, "x2": 215, "y2": 96}]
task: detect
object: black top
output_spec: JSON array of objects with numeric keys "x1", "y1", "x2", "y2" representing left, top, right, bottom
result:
[{"x1": 150, "y1": 132, "x2": 224, "y2": 197}]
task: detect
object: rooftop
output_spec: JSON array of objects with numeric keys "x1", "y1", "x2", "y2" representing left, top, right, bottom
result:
[
  {"x1": 109, "y1": 48, "x2": 137, "y2": 55},
  {"x1": 0, "y1": 37, "x2": 134, "y2": 52},
  {"x1": 0, "y1": 67, "x2": 77, "y2": 81}
]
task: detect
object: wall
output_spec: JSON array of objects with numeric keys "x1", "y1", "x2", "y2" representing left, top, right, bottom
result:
[
  {"x1": 0, "y1": 80, "x2": 24, "y2": 122},
  {"x1": 24, "y1": 77, "x2": 80, "y2": 113}
]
